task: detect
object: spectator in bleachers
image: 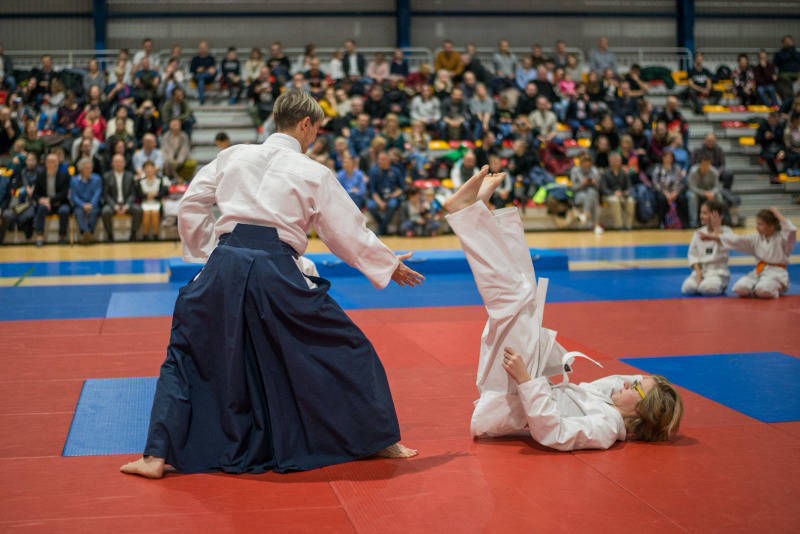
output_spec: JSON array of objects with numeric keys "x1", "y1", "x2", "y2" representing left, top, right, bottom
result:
[
  {"x1": 440, "y1": 86, "x2": 471, "y2": 140},
  {"x1": 83, "y1": 58, "x2": 106, "y2": 95},
  {"x1": 101, "y1": 153, "x2": 141, "y2": 242},
  {"x1": 461, "y1": 43, "x2": 489, "y2": 84},
  {"x1": 551, "y1": 40, "x2": 569, "y2": 69},
  {"x1": 161, "y1": 87, "x2": 194, "y2": 138},
  {"x1": 433, "y1": 68, "x2": 454, "y2": 100},
  {"x1": 74, "y1": 137, "x2": 103, "y2": 175},
  {"x1": 104, "y1": 137, "x2": 133, "y2": 173},
  {"x1": 687, "y1": 154, "x2": 723, "y2": 228},
  {"x1": 389, "y1": 49, "x2": 409, "y2": 81},
  {"x1": 336, "y1": 154, "x2": 367, "y2": 209},
  {"x1": 7, "y1": 149, "x2": 42, "y2": 237},
  {"x1": 434, "y1": 40, "x2": 464, "y2": 79},
  {"x1": 508, "y1": 138, "x2": 538, "y2": 199},
  {"x1": 554, "y1": 68, "x2": 576, "y2": 119},
  {"x1": 76, "y1": 105, "x2": 106, "y2": 142},
  {"x1": 159, "y1": 57, "x2": 187, "y2": 101},
  {"x1": 0, "y1": 106, "x2": 20, "y2": 164},
  {"x1": 733, "y1": 53, "x2": 756, "y2": 106},
  {"x1": 484, "y1": 153, "x2": 512, "y2": 209},
  {"x1": 220, "y1": 47, "x2": 244, "y2": 105},
  {"x1": 528, "y1": 43, "x2": 546, "y2": 68},
  {"x1": 325, "y1": 49, "x2": 342, "y2": 82},
  {"x1": 410, "y1": 84, "x2": 441, "y2": 133},
  {"x1": 515, "y1": 82, "x2": 539, "y2": 116},
  {"x1": 267, "y1": 41, "x2": 291, "y2": 83},
  {"x1": 565, "y1": 53, "x2": 583, "y2": 83},
  {"x1": 491, "y1": 39, "x2": 517, "y2": 92},
  {"x1": 534, "y1": 65, "x2": 557, "y2": 103},
  {"x1": 450, "y1": 150, "x2": 479, "y2": 189},
  {"x1": 600, "y1": 152, "x2": 635, "y2": 230},
  {"x1": 515, "y1": 56, "x2": 537, "y2": 91},
  {"x1": 134, "y1": 100, "x2": 161, "y2": 141},
  {"x1": 329, "y1": 136, "x2": 349, "y2": 171},
  {"x1": 530, "y1": 96, "x2": 558, "y2": 143},
  {"x1": 37, "y1": 78, "x2": 64, "y2": 130},
  {"x1": 401, "y1": 187, "x2": 441, "y2": 237},
  {"x1": 71, "y1": 157, "x2": 102, "y2": 243},
  {"x1": 108, "y1": 51, "x2": 132, "y2": 88},
  {"x1": 248, "y1": 66, "x2": 279, "y2": 126},
  {"x1": 648, "y1": 120, "x2": 669, "y2": 165},
  {"x1": 628, "y1": 117, "x2": 650, "y2": 165},
  {"x1": 243, "y1": 48, "x2": 265, "y2": 85},
  {"x1": 70, "y1": 126, "x2": 97, "y2": 162},
  {"x1": 589, "y1": 37, "x2": 617, "y2": 74},
  {"x1": 459, "y1": 70, "x2": 479, "y2": 99},
  {"x1": 133, "y1": 133, "x2": 163, "y2": 177},
  {"x1": 408, "y1": 119, "x2": 431, "y2": 178},
  {"x1": 619, "y1": 134, "x2": 643, "y2": 180},
  {"x1": 343, "y1": 39, "x2": 366, "y2": 80},
  {"x1": 380, "y1": 113, "x2": 405, "y2": 151},
  {"x1": 105, "y1": 106, "x2": 135, "y2": 139},
  {"x1": 774, "y1": 35, "x2": 800, "y2": 101},
  {"x1": 0, "y1": 45, "x2": 15, "y2": 92},
  {"x1": 295, "y1": 44, "x2": 316, "y2": 75},
  {"x1": 133, "y1": 38, "x2": 161, "y2": 74},
  {"x1": 684, "y1": 52, "x2": 720, "y2": 115},
  {"x1": 349, "y1": 112, "x2": 376, "y2": 158},
  {"x1": 692, "y1": 132, "x2": 733, "y2": 189},
  {"x1": 470, "y1": 82, "x2": 494, "y2": 140},
  {"x1": 656, "y1": 95, "x2": 688, "y2": 145},
  {"x1": 22, "y1": 120, "x2": 45, "y2": 159},
  {"x1": 611, "y1": 81, "x2": 639, "y2": 130},
  {"x1": 32, "y1": 153, "x2": 70, "y2": 245},
  {"x1": 305, "y1": 58, "x2": 328, "y2": 99},
  {"x1": 365, "y1": 85, "x2": 390, "y2": 125},
  {"x1": 754, "y1": 49, "x2": 780, "y2": 108},
  {"x1": 593, "y1": 114, "x2": 620, "y2": 150},
  {"x1": 564, "y1": 83, "x2": 594, "y2": 137},
  {"x1": 593, "y1": 135, "x2": 612, "y2": 169},
  {"x1": 26, "y1": 54, "x2": 57, "y2": 109},
  {"x1": 107, "y1": 115, "x2": 136, "y2": 153},
  {"x1": 137, "y1": 159, "x2": 167, "y2": 241},
  {"x1": 784, "y1": 112, "x2": 800, "y2": 173},
  {"x1": 667, "y1": 132, "x2": 690, "y2": 171},
  {"x1": 756, "y1": 111, "x2": 786, "y2": 183},
  {"x1": 107, "y1": 65, "x2": 133, "y2": 110},
  {"x1": 214, "y1": 132, "x2": 231, "y2": 152},
  {"x1": 162, "y1": 118, "x2": 195, "y2": 183},
  {"x1": 585, "y1": 70, "x2": 605, "y2": 110},
  {"x1": 367, "y1": 151, "x2": 404, "y2": 235},
  {"x1": 651, "y1": 149, "x2": 688, "y2": 228},
  {"x1": 600, "y1": 67, "x2": 619, "y2": 105},
  {"x1": 570, "y1": 152, "x2": 602, "y2": 234},
  {"x1": 190, "y1": 41, "x2": 217, "y2": 106},
  {"x1": 366, "y1": 52, "x2": 390, "y2": 84},
  {"x1": 55, "y1": 90, "x2": 81, "y2": 136},
  {"x1": 624, "y1": 64, "x2": 648, "y2": 98}
]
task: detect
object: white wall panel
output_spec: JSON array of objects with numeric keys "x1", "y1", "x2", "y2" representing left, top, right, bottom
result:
[
  {"x1": 1, "y1": 0, "x2": 91, "y2": 14},
  {"x1": 0, "y1": 18, "x2": 93, "y2": 51}
]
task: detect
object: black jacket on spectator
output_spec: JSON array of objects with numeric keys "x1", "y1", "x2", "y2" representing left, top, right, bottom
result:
[
  {"x1": 515, "y1": 93, "x2": 539, "y2": 116},
  {"x1": 774, "y1": 46, "x2": 800, "y2": 74},
  {"x1": 190, "y1": 55, "x2": 216, "y2": 75},
  {"x1": 343, "y1": 52, "x2": 367, "y2": 78},
  {"x1": 508, "y1": 152, "x2": 539, "y2": 178},
  {"x1": 248, "y1": 79, "x2": 280, "y2": 122},
  {"x1": 368, "y1": 165, "x2": 404, "y2": 200},
  {"x1": 565, "y1": 95, "x2": 593, "y2": 121},
  {"x1": 135, "y1": 114, "x2": 162, "y2": 140},
  {"x1": 464, "y1": 58, "x2": 490, "y2": 84},
  {"x1": 756, "y1": 119, "x2": 786, "y2": 151},
  {"x1": 34, "y1": 169, "x2": 70, "y2": 210},
  {"x1": 613, "y1": 96, "x2": 639, "y2": 122},
  {"x1": 0, "y1": 175, "x2": 10, "y2": 210},
  {"x1": 103, "y1": 170, "x2": 138, "y2": 207},
  {"x1": 534, "y1": 79, "x2": 558, "y2": 103},
  {"x1": 600, "y1": 168, "x2": 632, "y2": 196},
  {"x1": 655, "y1": 108, "x2": 688, "y2": 133},
  {"x1": 0, "y1": 118, "x2": 19, "y2": 155},
  {"x1": 691, "y1": 145, "x2": 726, "y2": 171},
  {"x1": 364, "y1": 96, "x2": 390, "y2": 120},
  {"x1": 29, "y1": 67, "x2": 58, "y2": 99}
]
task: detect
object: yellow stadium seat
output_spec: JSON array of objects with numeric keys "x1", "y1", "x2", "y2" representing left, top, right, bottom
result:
[
  {"x1": 739, "y1": 137, "x2": 756, "y2": 146},
  {"x1": 556, "y1": 123, "x2": 569, "y2": 132},
  {"x1": 747, "y1": 105, "x2": 771, "y2": 113},
  {"x1": 748, "y1": 123, "x2": 759, "y2": 129},
  {"x1": 702, "y1": 105, "x2": 728, "y2": 113},
  {"x1": 671, "y1": 71, "x2": 688, "y2": 85},
  {"x1": 713, "y1": 82, "x2": 731, "y2": 91},
  {"x1": 555, "y1": 176, "x2": 571, "y2": 186},
  {"x1": 428, "y1": 140, "x2": 449, "y2": 150},
  {"x1": 577, "y1": 138, "x2": 591, "y2": 148},
  {"x1": 440, "y1": 178, "x2": 454, "y2": 189}
]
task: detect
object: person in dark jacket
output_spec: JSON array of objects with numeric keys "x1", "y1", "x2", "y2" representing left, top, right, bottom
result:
[
  {"x1": 774, "y1": 35, "x2": 800, "y2": 101},
  {"x1": 33, "y1": 153, "x2": 71, "y2": 246},
  {"x1": 756, "y1": 112, "x2": 786, "y2": 183}
]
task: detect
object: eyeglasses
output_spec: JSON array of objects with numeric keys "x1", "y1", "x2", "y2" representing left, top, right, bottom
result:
[{"x1": 632, "y1": 380, "x2": 645, "y2": 400}]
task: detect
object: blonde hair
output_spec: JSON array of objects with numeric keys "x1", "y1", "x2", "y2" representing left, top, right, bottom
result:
[
  {"x1": 273, "y1": 88, "x2": 325, "y2": 131},
  {"x1": 624, "y1": 375, "x2": 683, "y2": 442}
]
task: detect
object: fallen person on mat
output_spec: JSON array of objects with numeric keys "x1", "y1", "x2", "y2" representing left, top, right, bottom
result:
[
  {"x1": 443, "y1": 166, "x2": 684, "y2": 450},
  {"x1": 121, "y1": 89, "x2": 423, "y2": 479}
]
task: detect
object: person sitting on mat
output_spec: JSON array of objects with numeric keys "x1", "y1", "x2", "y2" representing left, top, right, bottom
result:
[
  {"x1": 681, "y1": 199, "x2": 733, "y2": 296},
  {"x1": 443, "y1": 167, "x2": 684, "y2": 450},
  {"x1": 700, "y1": 207, "x2": 796, "y2": 299},
  {"x1": 121, "y1": 89, "x2": 423, "y2": 479}
]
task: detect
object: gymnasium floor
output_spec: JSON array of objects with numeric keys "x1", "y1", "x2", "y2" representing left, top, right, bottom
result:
[{"x1": 1, "y1": 228, "x2": 799, "y2": 533}]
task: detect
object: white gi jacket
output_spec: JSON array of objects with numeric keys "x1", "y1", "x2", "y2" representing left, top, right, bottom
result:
[
  {"x1": 688, "y1": 225, "x2": 733, "y2": 275},
  {"x1": 177, "y1": 133, "x2": 399, "y2": 288},
  {"x1": 720, "y1": 219, "x2": 796, "y2": 267}
]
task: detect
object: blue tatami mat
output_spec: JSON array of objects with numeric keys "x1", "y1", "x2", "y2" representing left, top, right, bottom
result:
[
  {"x1": 553, "y1": 242, "x2": 800, "y2": 262},
  {"x1": 63, "y1": 377, "x2": 157, "y2": 456},
  {"x1": 3, "y1": 266, "x2": 800, "y2": 321},
  {"x1": 0, "y1": 259, "x2": 168, "y2": 278},
  {"x1": 621, "y1": 352, "x2": 800, "y2": 423}
]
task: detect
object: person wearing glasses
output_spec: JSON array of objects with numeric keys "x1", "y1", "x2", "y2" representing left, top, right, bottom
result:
[{"x1": 443, "y1": 166, "x2": 684, "y2": 450}]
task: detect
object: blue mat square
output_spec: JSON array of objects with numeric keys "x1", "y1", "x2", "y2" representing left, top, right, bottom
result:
[
  {"x1": 621, "y1": 352, "x2": 800, "y2": 423},
  {"x1": 105, "y1": 290, "x2": 178, "y2": 318},
  {"x1": 63, "y1": 377, "x2": 157, "y2": 456}
]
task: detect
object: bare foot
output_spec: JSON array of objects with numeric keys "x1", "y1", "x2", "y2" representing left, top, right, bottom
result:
[
  {"x1": 477, "y1": 171, "x2": 507, "y2": 205},
  {"x1": 120, "y1": 456, "x2": 168, "y2": 479},
  {"x1": 444, "y1": 165, "x2": 488, "y2": 213},
  {"x1": 375, "y1": 442, "x2": 418, "y2": 458}
]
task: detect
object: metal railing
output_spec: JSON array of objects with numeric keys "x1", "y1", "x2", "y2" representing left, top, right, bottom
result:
[
  {"x1": 5, "y1": 49, "x2": 121, "y2": 70},
  {"x1": 696, "y1": 47, "x2": 779, "y2": 73},
  {"x1": 457, "y1": 47, "x2": 585, "y2": 75},
  {"x1": 609, "y1": 47, "x2": 693, "y2": 72}
]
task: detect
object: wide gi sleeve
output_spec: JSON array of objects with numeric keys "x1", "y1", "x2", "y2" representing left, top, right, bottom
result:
[
  {"x1": 719, "y1": 231, "x2": 758, "y2": 256},
  {"x1": 177, "y1": 158, "x2": 220, "y2": 263},
  {"x1": 516, "y1": 377, "x2": 621, "y2": 451},
  {"x1": 687, "y1": 230, "x2": 703, "y2": 267},
  {"x1": 312, "y1": 170, "x2": 400, "y2": 289},
  {"x1": 780, "y1": 219, "x2": 797, "y2": 257}
]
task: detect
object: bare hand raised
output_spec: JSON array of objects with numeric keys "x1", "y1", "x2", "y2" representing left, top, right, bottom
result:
[{"x1": 390, "y1": 252, "x2": 425, "y2": 287}]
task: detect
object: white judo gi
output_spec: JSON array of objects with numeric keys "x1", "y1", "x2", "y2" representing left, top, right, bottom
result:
[
  {"x1": 446, "y1": 201, "x2": 637, "y2": 451},
  {"x1": 178, "y1": 133, "x2": 398, "y2": 288},
  {"x1": 681, "y1": 225, "x2": 733, "y2": 296},
  {"x1": 721, "y1": 219, "x2": 796, "y2": 299}
]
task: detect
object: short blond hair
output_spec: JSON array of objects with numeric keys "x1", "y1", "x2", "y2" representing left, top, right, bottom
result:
[
  {"x1": 273, "y1": 89, "x2": 325, "y2": 131},
  {"x1": 624, "y1": 375, "x2": 684, "y2": 442}
]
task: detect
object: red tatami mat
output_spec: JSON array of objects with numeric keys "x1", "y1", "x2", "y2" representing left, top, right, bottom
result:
[{"x1": 1, "y1": 299, "x2": 798, "y2": 532}]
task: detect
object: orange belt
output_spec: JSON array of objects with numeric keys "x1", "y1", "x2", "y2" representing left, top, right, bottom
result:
[{"x1": 756, "y1": 261, "x2": 787, "y2": 274}]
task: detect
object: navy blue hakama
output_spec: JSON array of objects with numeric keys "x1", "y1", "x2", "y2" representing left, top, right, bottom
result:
[{"x1": 143, "y1": 224, "x2": 401, "y2": 473}]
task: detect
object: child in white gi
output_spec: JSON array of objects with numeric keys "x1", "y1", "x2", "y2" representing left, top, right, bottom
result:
[
  {"x1": 701, "y1": 207, "x2": 796, "y2": 299},
  {"x1": 682, "y1": 199, "x2": 732, "y2": 296},
  {"x1": 443, "y1": 168, "x2": 684, "y2": 450}
]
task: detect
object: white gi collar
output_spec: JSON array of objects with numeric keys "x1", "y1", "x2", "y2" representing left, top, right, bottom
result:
[{"x1": 265, "y1": 132, "x2": 302, "y2": 153}]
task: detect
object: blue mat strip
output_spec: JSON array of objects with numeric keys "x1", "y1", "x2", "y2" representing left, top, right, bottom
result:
[
  {"x1": 621, "y1": 352, "x2": 800, "y2": 423},
  {"x1": 63, "y1": 377, "x2": 157, "y2": 456},
  {"x1": 0, "y1": 259, "x2": 168, "y2": 278}
]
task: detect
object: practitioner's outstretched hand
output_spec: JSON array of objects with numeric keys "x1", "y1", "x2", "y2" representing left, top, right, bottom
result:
[
  {"x1": 697, "y1": 230, "x2": 720, "y2": 242},
  {"x1": 502, "y1": 347, "x2": 531, "y2": 384},
  {"x1": 391, "y1": 252, "x2": 425, "y2": 287}
]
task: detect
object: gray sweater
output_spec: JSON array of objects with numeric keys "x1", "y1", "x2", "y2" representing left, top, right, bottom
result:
[{"x1": 687, "y1": 165, "x2": 720, "y2": 196}]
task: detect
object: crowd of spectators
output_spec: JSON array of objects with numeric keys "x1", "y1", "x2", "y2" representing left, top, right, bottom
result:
[{"x1": 0, "y1": 34, "x2": 799, "y2": 243}]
